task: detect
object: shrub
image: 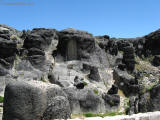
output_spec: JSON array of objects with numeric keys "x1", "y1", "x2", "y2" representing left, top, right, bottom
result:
[
  {"x1": 0, "y1": 96, "x2": 4, "y2": 103},
  {"x1": 83, "y1": 81, "x2": 88, "y2": 86}
]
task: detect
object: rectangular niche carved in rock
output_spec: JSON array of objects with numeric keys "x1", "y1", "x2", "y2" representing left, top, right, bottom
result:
[{"x1": 67, "y1": 39, "x2": 77, "y2": 60}]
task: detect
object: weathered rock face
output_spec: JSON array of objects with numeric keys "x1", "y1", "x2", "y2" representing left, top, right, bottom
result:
[
  {"x1": 23, "y1": 28, "x2": 57, "y2": 51},
  {"x1": 138, "y1": 92, "x2": 151, "y2": 113},
  {"x1": 122, "y1": 46, "x2": 136, "y2": 72},
  {"x1": 138, "y1": 84, "x2": 160, "y2": 113},
  {"x1": 57, "y1": 28, "x2": 95, "y2": 61},
  {"x1": 128, "y1": 96, "x2": 139, "y2": 115},
  {"x1": 144, "y1": 29, "x2": 160, "y2": 55},
  {"x1": 88, "y1": 66, "x2": 101, "y2": 82},
  {"x1": 0, "y1": 26, "x2": 19, "y2": 78},
  {"x1": 0, "y1": 38, "x2": 17, "y2": 68},
  {"x1": 149, "y1": 84, "x2": 160, "y2": 111},
  {"x1": 63, "y1": 87, "x2": 105, "y2": 114},
  {"x1": 113, "y1": 68, "x2": 139, "y2": 96},
  {"x1": 21, "y1": 28, "x2": 58, "y2": 73},
  {"x1": 102, "y1": 94, "x2": 120, "y2": 107},
  {"x1": 3, "y1": 81, "x2": 71, "y2": 120},
  {"x1": 42, "y1": 96, "x2": 71, "y2": 120},
  {"x1": 2, "y1": 25, "x2": 160, "y2": 120},
  {"x1": 106, "y1": 39, "x2": 118, "y2": 56},
  {"x1": 152, "y1": 55, "x2": 160, "y2": 66}
]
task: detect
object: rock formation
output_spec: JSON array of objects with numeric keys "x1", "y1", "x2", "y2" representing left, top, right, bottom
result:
[{"x1": 0, "y1": 25, "x2": 160, "y2": 119}]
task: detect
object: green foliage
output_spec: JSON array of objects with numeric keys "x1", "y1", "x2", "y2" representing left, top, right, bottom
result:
[
  {"x1": 146, "y1": 84, "x2": 156, "y2": 92},
  {"x1": 83, "y1": 81, "x2": 88, "y2": 86},
  {"x1": 84, "y1": 112, "x2": 124, "y2": 118},
  {"x1": 124, "y1": 98, "x2": 130, "y2": 113},
  {"x1": 140, "y1": 83, "x2": 157, "y2": 94},
  {"x1": 0, "y1": 96, "x2": 4, "y2": 103},
  {"x1": 84, "y1": 113, "x2": 95, "y2": 117},
  {"x1": 93, "y1": 89, "x2": 99, "y2": 94}
]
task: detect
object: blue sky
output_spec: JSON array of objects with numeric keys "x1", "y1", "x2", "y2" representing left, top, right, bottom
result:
[{"x1": 0, "y1": 0, "x2": 160, "y2": 38}]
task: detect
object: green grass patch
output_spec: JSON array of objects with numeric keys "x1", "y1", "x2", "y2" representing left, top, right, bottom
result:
[
  {"x1": 0, "y1": 96, "x2": 4, "y2": 103},
  {"x1": 84, "y1": 112, "x2": 124, "y2": 118},
  {"x1": 93, "y1": 89, "x2": 99, "y2": 94},
  {"x1": 83, "y1": 81, "x2": 88, "y2": 86}
]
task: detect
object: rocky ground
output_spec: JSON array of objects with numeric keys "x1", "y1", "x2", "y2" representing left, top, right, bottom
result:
[{"x1": 1, "y1": 24, "x2": 160, "y2": 119}]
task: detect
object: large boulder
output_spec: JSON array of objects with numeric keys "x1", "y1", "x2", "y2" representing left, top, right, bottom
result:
[
  {"x1": 113, "y1": 68, "x2": 139, "y2": 96},
  {"x1": 144, "y1": 29, "x2": 160, "y2": 55},
  {"x1": 42, "y1": 96, "x2": 71, "y2": 120},
  {"x1": 122, "y1": 46, "x2": 136, "y2": 72},
  {"x1": 3, "y1": 81, "x2": 71, "y2": 120},
  {"x1": 138, "y1": 92, "x2": 151, "y2": 113},
  {"x1": 132, "y1": 37, "x2": 146, "y2": 57},
  {"x1": 152, "y1": 55, "x2": 160, "y2": 66},
  {"x1": 150, "y1": 84, "x2": 160, "y2": 111},
  {"x1": 0, "y1": 38, "x2": 17, "y2": 67},
  {"x1": 22, "y1": 28, "x2": 58, "y2": 72},
  {"x1": 102, "y1": 94, "x2": 120, "y2": 107},
  {"x1": 138, "y1": 84, "x2": 160, "y2": 113},
  {"x1": 23, "y1": 28, "x2": 58, "y2": 51},
  {"x1": 27, "y1": 55, "x2": 46, "y2": 71},
  {"x1": 88, "y1": 66, "x2": 101, "y2": 82},
  {"x1": 128, "y1": 96, "x2": 139, "y2": 115},
  {"x1": 63, "y1": 87, "x2": 105, "y2": 113},
  {"x1": 106, "y1": 39, "x2": 118, "y2": 56}
]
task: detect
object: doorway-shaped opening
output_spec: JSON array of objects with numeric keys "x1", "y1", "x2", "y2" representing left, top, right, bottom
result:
[{"x1": 67, "y1": 40, "x2": 77, "y2": 60}]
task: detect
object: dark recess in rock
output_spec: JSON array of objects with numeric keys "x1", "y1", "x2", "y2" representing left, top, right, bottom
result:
[
  {"x1": 88, "y1": 66, "x2": 101, "y2": 82},
  {"x1": 74, "y1": 76, "x2": 85, "y2": 89},
  {"x1": 57, "y1": 28, "x2": 95, "y2": 61},
  {"x1": 152, "y1": 55, "x2": 160, "y2": 66},
  {"x1": 107, "y1": 84, "x2": 118, "y2": 95}
]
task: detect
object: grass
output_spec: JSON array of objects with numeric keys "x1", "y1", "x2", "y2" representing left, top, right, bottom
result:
[
  {"x1": 124, "y1": 98, "x2": 130, "y2": 113},
  {"x1": 84, "y1": 112, "x2": 124, "y2": 118},
  {"x1": 93, "y1": 89, "x2": 99, "y2": 95},
  {"x1": 83, "y1": 81, "x2": 88, "y2": 86},
  {"x1": 41, "y1": 76, "x2": 47, "y2": 82},
  {"x1": 139, "y1": 83, "x2": 157, "y2": 95},
  {"x1": 0, "y1": 96, "x2": 4, "y2": 103}
]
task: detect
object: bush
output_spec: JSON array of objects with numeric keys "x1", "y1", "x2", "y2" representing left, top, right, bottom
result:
[{"x1": 0, "y1": 96, "x2": 4, "y2": 103}]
